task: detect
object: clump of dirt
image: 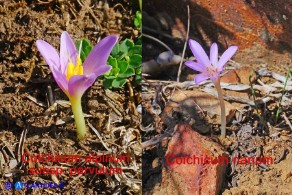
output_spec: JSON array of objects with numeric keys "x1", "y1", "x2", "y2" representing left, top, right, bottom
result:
[{"x1": 0, "y1": 0, "x2": 141, "y2": 194}]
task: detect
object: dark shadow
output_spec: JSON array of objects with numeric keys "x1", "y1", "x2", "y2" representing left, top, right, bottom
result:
[{"x1": 246, "y1": 0, "x2": 292, "y2": 52}]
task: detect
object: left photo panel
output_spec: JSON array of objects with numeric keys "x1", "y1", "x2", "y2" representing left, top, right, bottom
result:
[{"x1": 0, "y1": 0, "x2": 141, "y2": 194}]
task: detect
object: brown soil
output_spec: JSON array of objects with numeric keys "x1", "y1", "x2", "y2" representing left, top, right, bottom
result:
[{"x1": 0, "y1": 0, "x2": 141, "y2": 194}]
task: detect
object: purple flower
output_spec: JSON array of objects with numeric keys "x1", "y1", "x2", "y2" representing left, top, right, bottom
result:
[
  {"x1": 185, "y1": 39, "x2": 238, "y2": 84},
  {"x1": 36, "y1": 31, "x2": 118, "y2": 99}
]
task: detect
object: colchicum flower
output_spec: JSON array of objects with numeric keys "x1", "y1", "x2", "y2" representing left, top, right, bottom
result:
[
  {"x1": 185, "y1": 39, "x2": 238, "y2": 138},
  {"x1": 185, "y1": 39, "x2": 238, "y2": 84},
  {"x1": 36, "y1": 31, "x2": 118, "y2": 140}
]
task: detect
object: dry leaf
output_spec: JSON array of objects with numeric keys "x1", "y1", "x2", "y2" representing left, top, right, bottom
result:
[
  {"x1": 221, "y1": 67, "x2": 256, "y2": 85},
  {"x1": 162, "y1": 89, "x2": 236, "y2": 131}
]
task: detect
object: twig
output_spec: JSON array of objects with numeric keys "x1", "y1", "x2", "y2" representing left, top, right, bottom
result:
[
  {"x1": 142, "y1": 128, "x2": 174, "y2": 149},
  {"x1": 17, "y1": 128, "x2": 27, "y2": 165},
  {"x1": 25, "y1": 94, "x2": 47, "y2": 107},
  {"x1": 87, "y1": 121, "x2": 112, "y2": 152},
  {"x1": 177, "y1": 5, "x2": 190, "y2": 82},
  {"x1": 105, "y1": 98, "x2": 122, "y2": 117},
  {"x1": 143, "y1": 26, "x2": 175, "y2": 40},
  {"x1": 142, "y1": 33, "x2": 174, "y2": 54},
  {"x1": 276, "y1": 68, "x2": 291, "y2": 123},
  {"x1": 249, "y1": 70, "x2": 259, "y2": 112},
  {"x1": 47, "y1": 85, "x2": 55, "y2": 106},
  {"x1": 127, "y1": 80, "x2": 138, "y2": 115},
  {"x1": 282, "y1": 113, "x2": 292, "y2": 131}
]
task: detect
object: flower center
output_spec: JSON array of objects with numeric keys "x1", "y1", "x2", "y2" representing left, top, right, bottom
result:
[
  {"x1": 206, "y1": 64, "x2": 218, "y2": 77},
  {"x1": 66, "y1": 57, "x2": 83, "y2": 80}
]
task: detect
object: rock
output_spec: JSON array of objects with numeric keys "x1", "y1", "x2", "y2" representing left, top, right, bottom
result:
[{"x1": 161, "y1": 123, "x2": 228, "y2": 195}]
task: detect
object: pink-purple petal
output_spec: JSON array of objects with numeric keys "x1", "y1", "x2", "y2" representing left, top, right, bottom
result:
[
  {"x1": 68, "y1": 74, "x2": 97, "y2": 98},
  {"x1": 92, "y1": 64, "x2": 112, "y2": 76},
  {"x1": 51, "y1": 67, "x2": 69, "y2": 95},
  {"x1": 185, "y1": 61, "x2": 206, "y2": 73},
  {"x1": 217, "y1": 46, "x2": 238, "y2": 69},
  {"x1": 83, "y1": 35, "x2": 118, "y2": 74},
  {"x1": 60, "y1": 31, "x2": 78, "y2": 73},
  {"x1": 194, "y1": 73, "x2": 209, "y2": 84},
  {"x1": 189, "y1": 39, "x2": 210, "y2": 66},
  {"x1": 36, "y1": 40, "x2": 61, "y2": 71},
  {"x1": 210, "y1": 43, "x2": 218, "y2": 66}
]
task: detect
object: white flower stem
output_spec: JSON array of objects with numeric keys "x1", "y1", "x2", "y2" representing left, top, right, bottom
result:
[
  {"x1": 214, "y1": 79, "x2": 226, "y2": 138},
  {"x1": 69, "y1": 97, "x2": 87, "y2": 140}
]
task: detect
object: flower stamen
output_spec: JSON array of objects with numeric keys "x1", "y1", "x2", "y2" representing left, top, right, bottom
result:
[{"x1": 66, "y1": 57, "x2": 83, "y2": 80}]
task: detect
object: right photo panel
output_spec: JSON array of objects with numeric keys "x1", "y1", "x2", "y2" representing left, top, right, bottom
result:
[{"x1": 142, "y1": 0, "x2": 292, "y2": 194}]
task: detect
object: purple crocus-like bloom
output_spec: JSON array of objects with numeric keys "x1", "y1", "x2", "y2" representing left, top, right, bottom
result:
[
  {"x1": 36, "y1": 31, "x2": 118, "y2": 99},
  {"x1": 185, "y1": 39, "x2": 238, "y2": 84}
]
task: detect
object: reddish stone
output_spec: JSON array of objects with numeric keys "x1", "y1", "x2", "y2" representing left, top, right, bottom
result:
[
  {"x1": 190, "y1": 0, "x2": 291, "y2": 52},
  {"x1": 161, "y1": 123, "x2": 228, "y2": 195},
  {"x1": 145, "y1": 0, "x2": 291, "y2": 51}
]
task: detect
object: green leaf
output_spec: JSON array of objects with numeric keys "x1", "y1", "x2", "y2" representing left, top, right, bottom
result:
[
  {"x1": 111, "y1": 43, "x2": 120, "y2": 57},
  {"x1": 118, "y1": 67, "x2": 135, "y2": 78},
  {"x1": 129, "y1": 45, "x2": 142, "y2": 56},
  {"x1": 107, "y1": 56, "x2": 118, "y2": 68},
  {"x1": 129, "y1": 54, "x2": 142, "y2": 68},
  {"x1": 75, "y1": 39, "x2": 93, "y2": 62},
  {"x1": 104, "y1": 75, "x2": 116, "y2": 79},
  {"x1": 136, "y1": 36, "x2": 142, "y2": 45},
  {"x1": 102, "y1": 37, "x2": 142, "y2": 89},
  {"x1": 120, "y1": 39, "x2": 134, "y2": 54},
  {"x1": 135, "y1": 75, "x2": 142, "y2": 84},
  {"x1": 134, "y1": 11, "x2": 142, "y2": 29},
  {"x1": 112, "y1": 78, "x2": 127, "y2": 88},
  {"x1": 103, "y1": 78, "x2": 114, "y2": 89},
  {"x1": 117, "y1": 60, "x2": 129, "y2": 73},
  {"x1": 135, "y1": 67, "x2": 142, "y2": 75},
  {"x1": 111, "y1": 67, "x2": 120, "y2": 77}
]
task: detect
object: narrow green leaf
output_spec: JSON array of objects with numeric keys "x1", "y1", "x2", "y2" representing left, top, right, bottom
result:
[{"x1": 75, "y1": 39, "x2": 93, "y2": 62}]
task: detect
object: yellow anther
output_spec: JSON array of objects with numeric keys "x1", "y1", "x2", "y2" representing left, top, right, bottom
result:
[
  {"x1": 77, "y1": 57, "x2": 82, "y2": 66},
  {"x1": 66, "y1": 58, "x2": 84, "y2": 80},
  {"x1": 66, "y1": 62, "x2": 75, "y2": 80},
  {"x1": 76, "y1": 64, "x2": 83, "y2": 75}
]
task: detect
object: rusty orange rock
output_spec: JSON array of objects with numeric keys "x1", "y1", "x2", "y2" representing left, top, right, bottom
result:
[
  {"x1": 162, "y1": 123, "x2": 228, "y2": 195},
  {"x1": 190, "y1": 0, "x2": 291, "y2": 52}
]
